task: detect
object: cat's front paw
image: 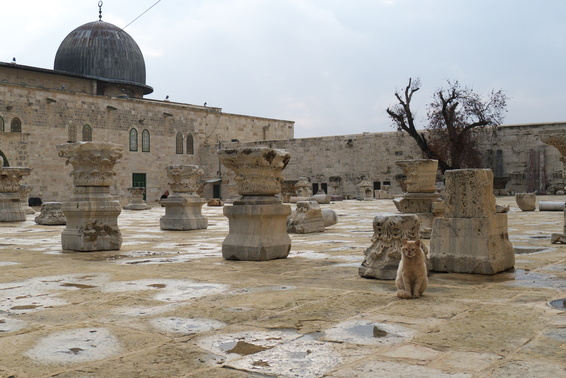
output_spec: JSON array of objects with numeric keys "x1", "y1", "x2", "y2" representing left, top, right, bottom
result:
[{"x1": 397, "y1": 290, "x2": 412, "y2": 299}]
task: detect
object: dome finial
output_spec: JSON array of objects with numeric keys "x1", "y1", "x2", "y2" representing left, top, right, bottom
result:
[{"x1": 98, "y1": 1, "x2": 103, "y2": 21}]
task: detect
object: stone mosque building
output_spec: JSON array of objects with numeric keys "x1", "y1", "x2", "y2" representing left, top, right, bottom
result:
[{"x1": 0, "y1": 15, "x2": 565, "y2": 205}]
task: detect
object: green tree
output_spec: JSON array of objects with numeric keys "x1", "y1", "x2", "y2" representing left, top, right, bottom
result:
[{"x1": 387, "y1": 78, "x2": 507, "y2": 173}]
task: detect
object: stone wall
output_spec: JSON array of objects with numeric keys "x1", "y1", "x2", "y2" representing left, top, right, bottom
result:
[
  {"x1": 217, "y1": 123, "x2": 566, "y2": 199},
  {"x1": 0, "y1": 68, "x2": 294, "y2": 204}
]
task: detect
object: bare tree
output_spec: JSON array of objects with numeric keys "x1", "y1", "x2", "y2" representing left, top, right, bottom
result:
[{"x1": 387, "y1": 78, "x2": 507, "y2": 173}]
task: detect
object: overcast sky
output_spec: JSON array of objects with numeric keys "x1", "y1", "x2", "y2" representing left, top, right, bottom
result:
[{"x1": 2, "y1": 0, "x2": 566, "y2": 138}]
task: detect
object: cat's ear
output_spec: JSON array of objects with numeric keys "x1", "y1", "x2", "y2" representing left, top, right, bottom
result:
[
  {"x1": 415, "y1": 239, "x2": 421, "y2": 246},
  {"x1": 401, "y1": 239, "x2": 407, "y2": 246}
]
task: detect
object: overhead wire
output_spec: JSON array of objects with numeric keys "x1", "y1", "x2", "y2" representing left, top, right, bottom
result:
[{"x1": 123, "y1": 0, "x2": 162, "y2": 29}]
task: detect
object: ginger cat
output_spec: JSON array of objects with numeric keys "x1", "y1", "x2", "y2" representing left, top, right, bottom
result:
[{"x1": 396, "y1": 239, "x2": 428, "y2": 299}]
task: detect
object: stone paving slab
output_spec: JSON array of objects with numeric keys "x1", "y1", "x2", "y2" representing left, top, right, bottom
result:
[{"x1": 0, "y1": 197, "x2": 565, "y2": 377}]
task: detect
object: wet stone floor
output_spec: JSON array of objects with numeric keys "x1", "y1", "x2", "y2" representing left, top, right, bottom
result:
[{"x1": 0, "y1": 196, "x2": 565, "y2": 377}]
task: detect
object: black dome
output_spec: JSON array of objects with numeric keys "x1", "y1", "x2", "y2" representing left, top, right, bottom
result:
[{"x1": 54, "y1": 21, "x2": 149, "y2": 90}]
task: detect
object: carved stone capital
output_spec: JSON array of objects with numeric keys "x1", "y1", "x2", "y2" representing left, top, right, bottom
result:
[
  {"x1": 57, "y1": 142, "x2": 124, "y2": 187},
  {"x1": 218, "y1": 147, "x2": 291, "y2": 196},
  {"x1": 0, "y1": 167, "x2": 32, "y2": 192},
  {"x1": 165, "y1": 165, "x2": 204, "y2": 194}
]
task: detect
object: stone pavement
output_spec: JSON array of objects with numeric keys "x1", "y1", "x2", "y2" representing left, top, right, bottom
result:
[{"x1": 0, "y1": 197, "x2": 565, "y2": 377}]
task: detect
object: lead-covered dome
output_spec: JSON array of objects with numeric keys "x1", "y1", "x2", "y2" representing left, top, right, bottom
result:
[{"x1": 54, "y1": 20, "x2": 152, "y2": 95}]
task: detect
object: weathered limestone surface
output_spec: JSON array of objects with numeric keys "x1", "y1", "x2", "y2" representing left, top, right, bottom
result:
[
  {"x1": 0, "y1": 197, "x2": 564, "y2": 377},
  {"x1": 219, "y1": 147, "x2": 292, "y2": 261},
  {"x1": 311, "y1": 190, "x2": 330, "y2": 204},
  {"x1": 321, "y1": 208, "x2": 338, "y2": 227},
  {"x1": 357, "y1": 178, "x2": 373, "y2": 200},
  {"x1": 123, "y1": 187, "x2": 151, "y2": 210},
  {"x1": 515, "y1": 193, "x2": 536, "y2": 211},
  {"x1": 160, "y1": 165, "x2": 207, "y2": 231},
  {"x1": 18, "y1": 184, "x2": 35, "y2": 214},
  {"x1": 538, "y1": 201, "x2": 565, "y2": 211},
  {"x1": 0, "y1": 167, "x2": 31, "y2": 222},
  {"x1": 57, "y1": 142, "x2": 123, "y2": 251},
  {"x1": 430, "y1": 169, "x2": 515, "y2": 274},
  {"x1": 393, "y1": 160, "x2": 442, "y2": 239},
  {"x1": 444, "y1": 169, "x2": 495, "y2": 218},
  {"x1": 34, "y1": 202, "x2": 66, "y2": 225},
  {"x1": 540, "y1": 132, "x2": 566, "y2": 241},
  {"x1": 395, "y1": 159, "x2": 438, "y2": 193},
  {"x1": 294, "y1": 177, "x2": 312, "y2": 198},
  {"x1": 287, "y1": 201, "x2": 325, "y2": 234},
  {"x1": 359, "y1": 213, "x2": 422, "y2": 280}
]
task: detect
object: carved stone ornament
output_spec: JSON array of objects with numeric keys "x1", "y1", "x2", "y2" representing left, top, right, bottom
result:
[
  {"x1": 57, "y1": 142, "x2": 124, "y2": 187},
  {"x1": 540, "y1": 132, "x2": 566, "y2": 181},
  {"x1": 218, "y1": 147, "x2": 291, "y2": 196},
  {"x1": 0, "y1": 167, "x2": 31, "y2": 192},
  {"x1": 166, "y1": 165, "x2": 204, "y2": 194},
  {"x1": 359, "y1": 213, "x2": 424, "y2": 280}
]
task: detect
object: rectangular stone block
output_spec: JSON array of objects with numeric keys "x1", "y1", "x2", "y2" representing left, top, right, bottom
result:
[
  {"x1": 430, "y1": 214, "x2": 515, "y2": 274},
  {"x1": 445, "y1": 169, "x2": 495, "y2": 218}
]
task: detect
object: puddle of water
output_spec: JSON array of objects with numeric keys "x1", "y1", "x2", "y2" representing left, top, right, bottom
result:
[
  {"x1": 151, "y1": 317, "x2": 225, "y2": 335},
  {"x1": 225, "y1": 340, "x2": 270, "y2": 355},
  {"x1": 322, "y1": 320, "x2": 414, "y2": 346},
  {"x1": 548, "y1": 298, "x2": 566, "y2": 311},
  {"x1": 505, "y1": 270, "x2": 566, "y2": 289},
  {"x1": 25, "y1": 327, "x2": 121, "y2": 363},
  {"x1": 513, "y1": 246, "x2": 548, "y2": 254},
  {"x1": 0, "y1": 318, "x2": 27, "y2": 333},
  {"x1": 348, "y1": 324, "x2": 389, "y2": 338}
]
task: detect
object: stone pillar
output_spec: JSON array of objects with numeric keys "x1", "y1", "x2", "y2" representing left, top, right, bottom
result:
[
  {"x1": 515, "y1": 193, "x2": 536, "y2": 211},
  {"x1": 18, "y1": 184, "x2": 35, "y2": 214},
  {"x1": 540, "y1": 132, "x2": 566, "y2": 241},
  {"x1": 160, "y1": 165, "x2": 208, "y2": 230},
  {"x1": 123, "y1": 187, "x2": 151, "y2": 210},
  {"x1": 218, "y1": 147, "x2": 291, "y2": 261},
  {"x1": 357, "y1": 178, "x2": 373, "y2": 200},
  {"x1": 393, "y1": 160, "x2": 442, "y2": 238},
  {"x1": 430, "y1": 169, "x2": 515, "y2": 274},
  {"x1": 359, "y1": 213, "x2": 423, "y2": 280},
  {"x1": 34, "y1": 202, "x2": 66, "y2": 225},
  {"x1": 0, "y1": 167, "x2": 31, "y2": 222},
  {"x1": 57, "y1": 142, "x2": 124, "y2": 251}
]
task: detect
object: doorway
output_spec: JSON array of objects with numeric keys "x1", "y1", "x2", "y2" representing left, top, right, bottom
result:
[{"x1": 132, "y1": 173, "x2": 147, "y2": 200}]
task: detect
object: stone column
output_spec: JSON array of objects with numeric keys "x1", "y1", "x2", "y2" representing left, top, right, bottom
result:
[
  {"x1": 359, "y1": 213, "x2": 424, "y2": 280},
  {"x1": 218, "y1": 147, "x2": 292, "y2": 261},
  {"x1": 0, "y1": 167, "x2": 32, "y2": 222},
  {"x1": 357, "y1": 178, "x2": 373, "y2": 200},
  {"x1": 540, "y1": 132, "x2": 566, "y2": 242},
  {"x1": 18, "y1": 184, "x2": 35, "y2": 214},
  {"x1": 160, "y1": 165, "x2": 208, "y2": 230},
  {"x1": 57, "y1": 142, "x2": 124, "y2": 251},
  {"x1": 123, "y1": 187, "x2": 151, "y2": 210},
  {"x1": 430, "y1": 169, "x2": 515, "y2": 274},
  {"x1": 393, "y1": 159, "x2": 442, "y2": 238}
]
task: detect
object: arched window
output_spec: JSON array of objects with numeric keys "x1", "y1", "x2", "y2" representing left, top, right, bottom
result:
[
  {"x1": 142, "y1": 129, "x2": 150, "y2": 152},
  {"x1": 186, "y1": 133, "x2": 194, "y2": 155},
  {"x1": 10, "y1": 118, "x2": 21, "y2": 132},
  {"x1": 0, "y1": 116, "x2": 4, "y2": 132},
  {"x1": 129, "y1": 128, "x2": 138, "y2": 151},
  {"x1": 82, "y1": 124, "x2": 92, "y2": 141},
  {"x1": 67, "y1": 123, "x2": 77, "y2": 142},
  {"x1": 176, "y1": 132, "x2": 183, "y2": 154}
]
